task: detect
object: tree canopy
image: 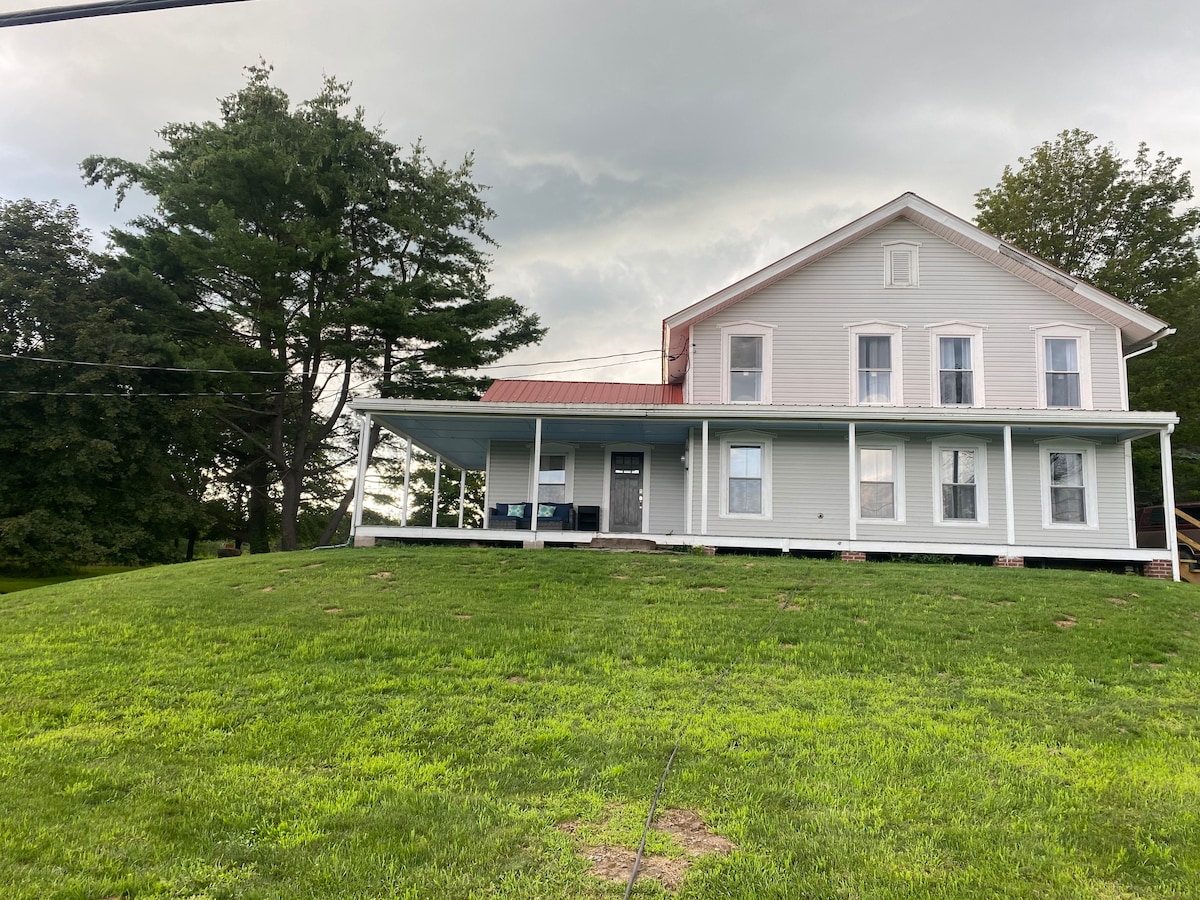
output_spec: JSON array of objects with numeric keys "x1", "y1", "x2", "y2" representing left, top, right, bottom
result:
[
  {"x1": 975, "y1": 128, "x2": 1200, "y2": 309},
  {"x1": 83, "y1": 65, "x2": 544, "y2": 550},
  {"x1": 0, "y1": 198, "x2": 215, "y2": 570}
]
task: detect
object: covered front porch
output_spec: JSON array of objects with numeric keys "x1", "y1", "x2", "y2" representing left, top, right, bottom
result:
[{"x1": 346, "y1": 399, "x2": 1182, "y2": 578}]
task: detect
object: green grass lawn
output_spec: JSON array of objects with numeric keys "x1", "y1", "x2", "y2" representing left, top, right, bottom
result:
[{"x1": 1, "y1": 547, "x2": 1198, "y2": 898}]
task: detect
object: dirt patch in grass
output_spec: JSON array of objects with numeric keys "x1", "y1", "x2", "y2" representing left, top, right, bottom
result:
[
  {"x1": 261, "y1": 586, "x2": 275, "y2": 593},
  {"x1": 698, "y1": 586, "x2": 728, "y2": 592},
  {"x1": 452, "y1": 613, "x2": 473, "y2": 620},
  {"x1": 506, "y1": 675, "x2": 526, "y2": 684},
  {"x1": 1055, "y1": 616, "x2": 1077, "y2": 629},
  {"x1": 369, "y1": 572, "x2": 392, "y2": 580},
  {"x1": 301, "y1": 563, "x2": 324, "y2": 569},
  {"x1": 323, "y1": 607, "x2": 341, "y2": 614},
  {"x1": 561, "y1": 808, "x2": 734, "y2": 892}
]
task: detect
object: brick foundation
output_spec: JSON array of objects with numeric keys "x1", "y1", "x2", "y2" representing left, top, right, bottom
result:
[
  {"x1": 1143, "y1": 558, "x2": 1174, "y2": 579},
  {"x1": 841, "y1": 550, "x2": 867, "y2": 563},
  {"x1": 993, "y1": 556, "x2": 1025, "y2": 568}
]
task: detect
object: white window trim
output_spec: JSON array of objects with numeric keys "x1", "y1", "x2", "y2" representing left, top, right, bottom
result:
[
  {"x1": 926, "y1": 322, "x2": 986, "y2": 408},
  {"x1": 930, "y1": 436, "x2": 990, "y2": 527},
  {"x1": 1033, "y1": 323, "x2": 1093, "y2": 410},
  {"x1": 720, "y1": 322, "x2": 775, "y2": 404},
  {"x1": 1037, "y1": 438, "x2": 1099, "y2": 530},
  {"x1": 882, "y1": 240, "x2": 920, "y2": 287},
  {"x1": 718, "y1": 430, "x2": 773, "y2": 520},
  {"x1": 601, "y1": 443, "x2": 652, "y2": 533},
  {"x1": 856, "y1": 432, "x2": 906, "y2": 525},
  {"x1": 532, "y1": 442, "x2": 576, "y2": 504},
  {"x1": 847, "y1": 321, "x2": 906, "y2": 406}
]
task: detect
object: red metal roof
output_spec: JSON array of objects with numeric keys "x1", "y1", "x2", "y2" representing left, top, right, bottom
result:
[{"x1": 481, "y1": 379, "x2": 683, "y2": 404}]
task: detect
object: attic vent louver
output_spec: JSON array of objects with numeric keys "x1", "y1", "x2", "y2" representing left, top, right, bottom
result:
[{"x1": 883, "y1": 241, "x2": 920, "y2": 287}]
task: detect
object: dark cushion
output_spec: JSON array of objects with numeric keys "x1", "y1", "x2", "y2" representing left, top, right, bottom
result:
[
  {"x1": 537, "y1": 502, "x2": 573, "y2": 523},
  {"x1": 494, "y1": 502, "x2": 531, "y2": 519}
]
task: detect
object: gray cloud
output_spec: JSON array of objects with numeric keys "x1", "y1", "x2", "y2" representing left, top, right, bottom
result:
[{"x1": 2, "y1": 0, "x2": 1198, "y2": 380}]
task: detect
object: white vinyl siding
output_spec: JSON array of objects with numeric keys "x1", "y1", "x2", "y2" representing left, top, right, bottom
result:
[{"x1": 688, "y1": 220, "x2": 1123, "y2": 409}]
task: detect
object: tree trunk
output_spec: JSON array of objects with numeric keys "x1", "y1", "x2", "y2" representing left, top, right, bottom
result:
[
  {"x1": 247, "y1": 458, "x2": 271, "y2": 554},
  {"x1": 279, "y1": 468, "x2": 303, "y2": 551}
]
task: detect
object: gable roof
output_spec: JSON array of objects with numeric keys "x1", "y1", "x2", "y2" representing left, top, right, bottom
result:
[
  {"x1": 661, "y1": 192, "x2": 1173, "y2": 383},
  {"x1": 481, "y1": 379, "x2": 684, "y2": 404}
]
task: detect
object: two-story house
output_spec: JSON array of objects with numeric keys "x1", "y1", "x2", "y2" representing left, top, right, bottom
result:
[{"x1": 348, "y1": 194, "x2": 1182, "y2": 578}]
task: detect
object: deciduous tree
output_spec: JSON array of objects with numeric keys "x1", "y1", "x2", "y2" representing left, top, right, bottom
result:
[{"x1": 84, "y1": 65, "x2": 543, "y2": 550}]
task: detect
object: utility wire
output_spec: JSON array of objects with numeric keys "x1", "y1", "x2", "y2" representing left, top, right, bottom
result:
[
  {"x1": 0, "y1": 348, "x2": 662, "y2": 379},
  {"x1": 0, "y1": 0, "x2": 252, "y2": 28}
]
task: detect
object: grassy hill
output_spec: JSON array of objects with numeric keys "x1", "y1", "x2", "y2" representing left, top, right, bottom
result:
[{"x1": 1, "y1": 547, "x2": 1198, "y2": 898}]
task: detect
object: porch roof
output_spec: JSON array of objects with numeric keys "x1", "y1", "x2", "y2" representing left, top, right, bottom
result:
[{"x1": 350, "y1": 398, "x2": 1179, "y2": 471}]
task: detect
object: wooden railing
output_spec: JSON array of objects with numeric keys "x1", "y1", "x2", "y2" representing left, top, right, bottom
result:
[{"x1": 1175, "y1": 507, "x2": 1200, "y2": 556}]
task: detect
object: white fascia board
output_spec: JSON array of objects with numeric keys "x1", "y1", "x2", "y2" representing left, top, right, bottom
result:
[{"x1": 349, "y1": 398, "x2": 1179, "y2": 429}]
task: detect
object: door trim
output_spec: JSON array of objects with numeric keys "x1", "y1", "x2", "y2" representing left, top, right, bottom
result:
[{"x1": 602, "y1": 443, "x2": 652, "y2": 533}]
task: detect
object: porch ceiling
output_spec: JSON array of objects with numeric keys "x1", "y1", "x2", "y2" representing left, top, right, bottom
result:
[
  {"x1": 372, "y1": 413, "x2": 698, "y2": 470},
  {"x1": 365, "y1": 405, "x2": 1175, "y2": 471}
]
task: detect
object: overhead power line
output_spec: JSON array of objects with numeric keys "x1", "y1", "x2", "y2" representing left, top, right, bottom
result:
[{"x1": 0, "y1": 0, "x2": 252, "y2": 28}]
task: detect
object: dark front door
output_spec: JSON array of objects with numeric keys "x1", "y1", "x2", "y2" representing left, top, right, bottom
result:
[{"x1": 609, "y1": 452, "x2": 644, "y2": 533}]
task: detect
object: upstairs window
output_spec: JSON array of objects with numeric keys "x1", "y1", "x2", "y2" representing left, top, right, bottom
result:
[
  {"x1": 848, "y1": 322, "x2": 905, "y2": 406},
  {"x1": 927, "y1": 322, "x2": 985, "y2": 407},
  {"x1": 729, "y1": 336, "x2": 763, "y2": 402},
  {"x1": 720, "y1": 322, "x2": 774, "y2": 404},
  {"x1": 1033, "y1": 324, "x2": 1092, "y2": 409},
  {"x1": 938, "y1": 337, "x2": 974, "y2": 405},
  {"x1": 883, "y1": 241, "x2": 920, "y2": 287},
  {"x1": 859, "y1": 336, "x2": 892, "y2": 403},
  {"x1": 1044, "y1": 338, "x2": 1080, "y2": 407}
]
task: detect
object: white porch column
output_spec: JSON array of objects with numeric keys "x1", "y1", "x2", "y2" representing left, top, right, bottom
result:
[
  {"x1": 530, "y1": 417, "x2": 543, "y2": 506},
  {"x1": 458, "y1": 467, "x2": 467, "y2": 528},
  {"x1": 1003, "y1": 425, "x2": 1016, "y2": 547},
  {"x1": 1161, "y1": 425, "x2": 1180, "y2": 582},
  {"x1": 350, "y1": 413, "x2": 372, "y2": 532},
  {"x1": 847, "y1": 423, "x2": 857, "y2": 541},
  {"x1": 431, "y1": 454, "x2": 442, "y2": 528},
  {"x1": 700, "y1": 420, "x2": 709, "y2": 535},
  {"x1": 684, "y1": 429, "x2": 694, "y2": 534},
  {"x1": 401, "y1": 437, "x2": 412, "y2": 526}
]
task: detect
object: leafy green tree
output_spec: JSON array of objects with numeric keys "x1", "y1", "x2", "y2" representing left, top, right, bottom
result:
[
  {"x1": 975, "y1": 130, "x2": 1200, "y2": 502},
  {"x1": 84, "y1": 64, "x2": 543, "y2": 551},
  {"x1": 975, "y1": 128, "x2": 1200, "y2": 309},
  {"x1": 0, "y1": 198, "x2": 213, "y2": 570}
]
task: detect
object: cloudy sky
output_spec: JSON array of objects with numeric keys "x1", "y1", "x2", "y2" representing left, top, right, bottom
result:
[{"x1": 2, "y1": 0, "x2": 1198, "y2": 383}]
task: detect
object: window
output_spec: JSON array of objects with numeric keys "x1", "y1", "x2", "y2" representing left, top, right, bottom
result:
[
  {"x1": 719, "y1": 431, "x2": 773, "y2": 518},
  {"x1": 859, "y1": 336, "x2": 892, "y2": 403},
  {"x1": 931, "y1": 437, "x2": 989, "y2": 525},
  {"x1": 728, "y1": 445, "x2": 762, "y2": 514},
  {"x1": 538, "y1": 454, "x2": 567, "y2": 503},
  {"x1": 1045, "y1": 338, "x2": 1080, "y2": 407},
  {"x1": 859, "y1": 448, "x2": 895, "y2": 518},
  {"x1": 848, "y1": 322, "x2": 905, "y2": 405},
  {"x1": 720, "y1": 322, "x2": 774, "y2": 403},
  {"x1": 1038, "y1": 440, "x2": 1097, "y2": 528},
  {"x1": 883, "y1": 241, "x2": 920, "y2": 287},
  {"x1": 927, "y1": 323, "x2": 985, "y2": 407},
  {"x1": 939, "y1": 338, "x2": 973, "y2": 404},
  {"x1": 1033, "y1": 324, "x2": 1092, "y2": 409},
  {"x1": 729, "y1": 336, "x2": 762, "y2": 402},
  {"x1": 1049, "y1": 451, "x2": 1085, "y2": 523},
  {"x1": 940, "y1": 449, "x2": 976, "y2": 519}
]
